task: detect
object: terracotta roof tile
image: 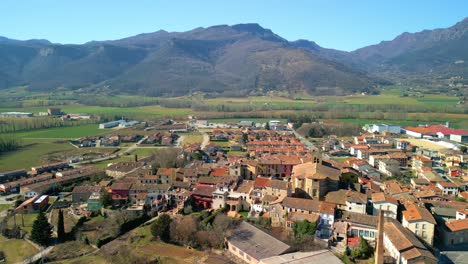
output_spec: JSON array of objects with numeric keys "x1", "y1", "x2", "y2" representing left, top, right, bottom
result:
[{"x1": 445, "y1": 218, "x2": 468, "y2": 232}]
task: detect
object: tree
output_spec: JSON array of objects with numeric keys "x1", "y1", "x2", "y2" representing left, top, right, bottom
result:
[
  {"x1": 57, "y1": 209, "x2": 65, "y2": 242},
  {"x1": 352, "y1": 237, "x2": 372, "y2": 259},
  {"x1": 359, "y1": 237, "x2": 371, "y2": 258},
  {"x1": 292, "y1": 220, "x2": 317, "y2": 238},
  {"x1": 461, "y1": 146, "x2": 467, "y2": 153},
  {"x1": 265, "y1": 122, "x2": 270, "y2": 130},
  {"x1": 31, "y1": 211, "x2": 53, "y2": 246},
  {"x1": 100, "y1": 190, "x2": 113, "y2": 207},
  {"x1": 170, "y1": 216, "x2": 198, "y2": 246},
  {"x1": 151, "y1": 214, "x2": 172, "y2": 242}
]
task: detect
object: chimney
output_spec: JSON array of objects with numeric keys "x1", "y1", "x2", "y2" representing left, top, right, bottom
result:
[{"x1": 375, "y1": 209, "x2": 384, "y2": 264}]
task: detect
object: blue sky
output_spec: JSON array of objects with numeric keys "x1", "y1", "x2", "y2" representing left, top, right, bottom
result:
[{"x1": 1, "y1": 0, "x2": 466, "y2": 51}]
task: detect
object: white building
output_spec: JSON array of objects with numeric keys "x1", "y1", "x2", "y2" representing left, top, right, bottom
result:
[
  {"x1": 371, "y1": 192, "x2": 398, "y2": 219},
  {"x1": 99, "y1": 120, "x2": 125, "y2": 129},
  {"x1": 363, "y1": 124, "x2": 401, "y2": 134},
  {"x1": 436, "y1": 182, "x2": 460, "y2": 196},
  {"x1": 402, "y1": 204, "x2": 436, "y2": 246},
  {"x1": 456, "y1": 209, "x2": 468, "y2": 220}
]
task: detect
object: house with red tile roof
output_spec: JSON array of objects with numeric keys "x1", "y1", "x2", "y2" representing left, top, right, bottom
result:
[
  {"x1": 402, "y1": 203, "x2": 436, "y2": 245},
  {"x1": 441, "y1": 218, "x2": 468, "y2": 246}
]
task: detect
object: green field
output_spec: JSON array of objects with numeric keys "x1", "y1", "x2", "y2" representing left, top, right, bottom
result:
[
  {"x1": 11, "y1": 124, "x2": 106, "y2": 139},
  {"x1": 0, "y1": 105, "x2": 194, "y2": 119},
  {"x1": 0, "y1": 138, "x2": 75, "y2": 171},
  {"x1": 0, "y1": 236, "x2": 39, "y2": 264}
]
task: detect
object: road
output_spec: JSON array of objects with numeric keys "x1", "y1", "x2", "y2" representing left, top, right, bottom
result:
[
  {"x1": 293, "y1": 130, "x2": 319, "y2": 152},
  {"x1": 200, "y1": 133, "x2": 210, "y2": 150}
]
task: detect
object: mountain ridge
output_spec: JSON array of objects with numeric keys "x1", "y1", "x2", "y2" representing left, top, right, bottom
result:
[{"x1": 1, "y1": 19, "x2": 467, "y2": 96}]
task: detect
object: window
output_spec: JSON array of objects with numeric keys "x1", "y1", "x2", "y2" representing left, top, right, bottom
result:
[
  {"x1": 422, "y1": 224, "x2": 426, "y2": 229},
  {"x1": 415, "y1": 223, "x2": 419, "y2": 229},
  {"x1": 415, "y1": 230, "x2": 419, "y2": 235},
  {"x1": 422, "y1": 231, "x2": 426, "y2": 238},
  {"x1": 365, "y1": 231, "x2": 370, "y2": 237}
]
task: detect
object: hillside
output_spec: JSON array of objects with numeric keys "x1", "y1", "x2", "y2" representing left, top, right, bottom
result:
[
  {"x1": 0, "y1": 24, "x2": 378, "y2": 96},
  {"x1": 1, "y1": 18, "x2": 468, "y2": 96},
  {"x1": 351, "y1": 17, "x2": 468, "y2": 86}
]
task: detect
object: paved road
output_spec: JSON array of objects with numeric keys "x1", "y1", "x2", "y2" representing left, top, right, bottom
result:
[
  {"x1": 293, "y1": 130, "x2": 318, "y2": 152},
  {"x1": 200, "y1": 133, "x2": 210, "y2": 150}
]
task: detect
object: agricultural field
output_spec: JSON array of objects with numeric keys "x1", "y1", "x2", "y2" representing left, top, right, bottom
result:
[
  {"x1": 0, "y1": 138, "x2": 75, "y2": 171},
  {"x1": 11, "y1": 124, "x2": 106, "y2": 139},
  {"x1": 0, "y1": 235, "x2": 39, "y2": 264},
  {"x1": 0, "y1": 105, "x2": 194, "y2": 120}
]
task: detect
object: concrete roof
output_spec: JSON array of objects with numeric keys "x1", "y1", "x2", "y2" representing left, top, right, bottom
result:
[
  {"x1": 228, "y1": 221, "x2": 292, "y2": 260},
  {"x1": 259, "y1": 250, "x2": 342, "y2": 264}
]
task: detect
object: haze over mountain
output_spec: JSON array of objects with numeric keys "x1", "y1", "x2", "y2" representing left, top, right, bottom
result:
[{"x1": 1, "y1": 18, "x2": 467, "y2": 96}]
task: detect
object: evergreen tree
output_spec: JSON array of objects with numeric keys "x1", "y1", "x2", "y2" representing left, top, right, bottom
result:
[
  {"x1": 265, "y1": 122, "x2": 270, "y2": 130},
  {"x1": 57, "y1": 209, "x2": 65, "y2": 242},
  {"x1": 100, "y1": 190, "x2": 113, "y2": 207},
  {"x1": 151, "y1": 214, "x2": 172, "y2": 242},
  {"x1": 31, "y1": 211, "x2": 52, "y2": 246}
]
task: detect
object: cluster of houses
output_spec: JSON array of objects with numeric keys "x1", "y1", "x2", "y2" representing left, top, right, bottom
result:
[
  {"x1": 3, "y1": 120, "x2": 465, "y2": 263},
  {"x1": 70, "y1": 125, "x2": 465, "y2": 263},
  {"x1": 363, "y1": 122, "x2": 468, "y2": 144},
  {"x1": 0, "y1": 163, "x2": 98, "y2": 199}
]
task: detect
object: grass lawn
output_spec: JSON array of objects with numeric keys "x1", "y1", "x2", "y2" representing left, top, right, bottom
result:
[
  {"x1": 133, "y1": 147, "x2": 163, "y2": 157},
  {"x1": 0, "y1": 235, "x2": 39, "y2": 264},
  {"x1": 7, "y1": 213, "x2": 38, "y2": 234},
  {"x1": 211, "y1": 141, "x2": 230, "y2": 147},
  {"x1": 238, "y1": 211, "x2": 249, "y2": 218},
  {"x1": 0, "y1": 203, "x2": 12, "y2": 213},
  {"x1": 12, "y1": 124, "x2": 107, "y2": 139},
  {"x1": 182, "y1": 132, "x2": 204, "y2": 145},
  {"x1": 52, "y1": 255, "x2": 109, "y2": 264},
  {"x1": 46, "y1": 241, "x2": 97, "y2": 263},
  {"x1": 227, "y1": 150, "x2": 246, "y2": 157},
  {"x1": 0, "y1": 138, "x2": 75, "y2": 171},
  {"x1": 122, "y1": 224, "x2": 205, "y2": 263}
]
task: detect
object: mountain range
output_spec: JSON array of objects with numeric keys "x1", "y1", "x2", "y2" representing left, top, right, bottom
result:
[{"x1": 1, "y1": 18, "x2": 467, "y2": 96}]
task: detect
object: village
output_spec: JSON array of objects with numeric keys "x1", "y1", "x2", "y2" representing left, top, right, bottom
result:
[{"x1": 0, "y1": 117, "x2": 467, "y2": 264}]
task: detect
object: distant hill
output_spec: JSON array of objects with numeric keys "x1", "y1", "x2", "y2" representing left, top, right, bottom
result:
[
  {"x1": 1, "y1": 18, "x2": 468, "y2": 96},
  {"x1": 351, "y1": 17, "x2": 468, "y2": 85},
  {"x1": 0, "y1": 24, "x2": 379, "y2": 96}
]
